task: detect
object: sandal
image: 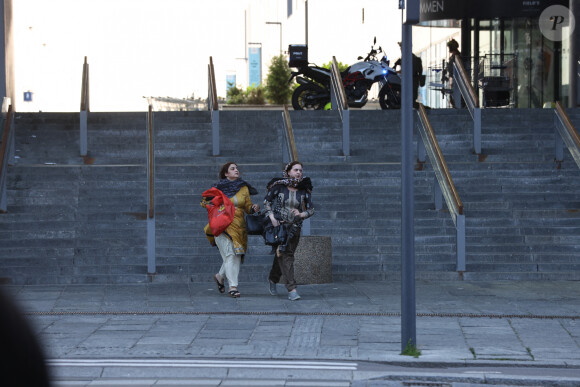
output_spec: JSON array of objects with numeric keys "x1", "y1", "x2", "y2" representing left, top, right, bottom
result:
[
  {"x1": 228, "y1": 289, "x2": 241, "y2": 298},
  {"x1": 213, "y1": 275, "x2": 225, "y2": 294}
]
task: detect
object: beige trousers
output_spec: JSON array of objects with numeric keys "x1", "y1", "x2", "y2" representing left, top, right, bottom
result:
[{"x1": 215, "y1": 234, "x2": 242, "y2": 288}]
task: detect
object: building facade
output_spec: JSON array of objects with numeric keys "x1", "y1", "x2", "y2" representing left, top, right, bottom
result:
[{"x1": 417, "y1": 0, "x2": 579, "y2": 108}]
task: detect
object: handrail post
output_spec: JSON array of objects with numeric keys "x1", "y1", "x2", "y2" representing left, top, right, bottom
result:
[
  {"x1": 555, "y1": 113, "x2": 564, "y2": 162},
  {"x1": 416, "y1": 104, "x2": 466, "y2": 274},
  {"x1": 456, "y1": 214, "x2": 466, "y2": 272},
  {"x1": 0, "y1": 104, "x2": 14, "y2": 213},
  {"x1": 146, "y1": 105, "x2": 156, "y2": 276},
  {"x1": 282, "y1": 104, "x2": 299, "y2": 163},
  {"x1": 80, "y1": 56, "x2": 89, "y2": 157},
  {"x1": 330, "y1": 56, "x2": 349, "y2": 156},
  {"x1": 453, "y1": 55, "x2": 481, "y2": 155},
  {"x1": 342, "y1": 109, "x2": 350, "y2": 157},
  {"x1": 208, "y1": 57, "x2": 220, "y2": 156},
  {"x1": 473, "y1": 107, "x2": 481, "y2": 154}
]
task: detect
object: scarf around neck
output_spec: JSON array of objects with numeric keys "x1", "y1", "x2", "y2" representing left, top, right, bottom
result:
[
  {"x1": 266, "y1": 176, "x2": 313, "y2": 193},
  {"x1": 213, "y1": 178, "x2": 258, "y2": 198}
]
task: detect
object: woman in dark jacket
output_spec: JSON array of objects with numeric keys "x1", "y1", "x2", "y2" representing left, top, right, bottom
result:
[{"x1": 264, "y1": 161, "x2": 315, "y2": 301}]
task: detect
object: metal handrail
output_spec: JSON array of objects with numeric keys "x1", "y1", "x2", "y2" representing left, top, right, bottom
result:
[
  {"x1": 417, "y1": 104, "x2": 463, "y2": 216},
  {"x1": 452, "y1": 54, "x2": 478, "y2": 108},
  {"x1": 146, "y1": 104, "x2": 156, "y2": 275},
  {"x1": 208, "y1": 57, "x2": 218, "y2": 111},
  {"x1": 330, "y1": 56, "x2": 350, "y2": 157},
  {"x1": 147, "y1": 105, "x2": 155, "y2": 219},
  {"x1": 281, "y1": 104, "x2": 310, "y2": 235},
  {"x1": 208, "y1": 56, "x2": 220, "y2": 156},
  {"x1": 0, "y1": 104, "x2": 14, "y2": 213},
  {"x1": 330, "y1": 57, "x2": 348, "y2": 111},
  {"x1": 554, "y1": 101, "x2": 580, "y2": 168},
  {"x1": 452, "y1": 54, "x2": 482, "y2": 155},
  {"x1": 80, "y1": 56, "x2": 90, "y2": 157},
  {"x1": 416, "y1": 103, "x2": 465, "y2": 272},
  {"x1": 80, "y1": 56, "x2": 90, "y2": 111},
  {"x1": 282, "y1": 104, "x2": 298, "y2": 162}
]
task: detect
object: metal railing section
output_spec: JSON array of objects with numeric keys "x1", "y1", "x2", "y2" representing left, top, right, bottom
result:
[
  {"x1": 329, "y1": 56, "x2": 350, "y2": 157},
  {"x1": 80, "y1": 56, "x2": 90, "y2": 157},
  {"x1": 281, "y1": 104, "x2": 310, "y2": 235},
  {"x1": 416, "y1": 103, "x2": 465, "y2": 272},
  {"x1": 208, "y1": 56, "x2": 220, "y2": 156},
  {"x1": 282, "y1": 104, "x2": 299, "y2": 163},
  {"x1": 452, "y1": 54, "x2": 482, "y2": 155},
  {"x1": 554, "y1": 101, "x2": 580, "y2": 169},
  {"x1": 146, "y1": 105, "x2": 156, "y2": 275},
  {"x1": 0, "y1": 104, "x2": 14, "y2": 213}
]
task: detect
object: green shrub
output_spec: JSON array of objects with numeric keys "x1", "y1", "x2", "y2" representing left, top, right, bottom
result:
[
  {"x1": 226, "y1": 82, "x2": 246, "y2": 104},
  {"x1": 265, "y1": 54, "x2": 292, "y2": 105},
  {"x1": 226, "y1": 83, "x2": 266, "y2": 105},
  {"x1": 246, "y1": 85, "x2": 266, "y2": 105}
]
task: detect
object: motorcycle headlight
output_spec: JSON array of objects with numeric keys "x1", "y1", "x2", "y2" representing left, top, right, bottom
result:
[{"x1": 382, "y1": 69, "x2": 387, "y2": 74}]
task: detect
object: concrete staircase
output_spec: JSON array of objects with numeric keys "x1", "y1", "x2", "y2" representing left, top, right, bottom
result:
[{"x1": 0, "y1": 107, "x2": 579, "y2": 284}]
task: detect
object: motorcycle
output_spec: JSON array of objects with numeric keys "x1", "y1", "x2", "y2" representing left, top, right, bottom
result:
[{"x1": 289, "y1": 38, "x2": 402, "y2": 110}]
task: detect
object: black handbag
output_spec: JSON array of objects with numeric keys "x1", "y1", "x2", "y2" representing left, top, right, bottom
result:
[
  {"x1": 262, "y1": 223, "x2": 288, "y2": 246},
  {"x1": 245, "y1": 212, "x2": 266, "y2": 235}
]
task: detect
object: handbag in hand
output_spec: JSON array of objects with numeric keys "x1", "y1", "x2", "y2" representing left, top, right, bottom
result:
[
  {"x1": 245, "y1": 211, "x2": 266, "y2": 235},
  {"x1": 262, "y1": 222, "x2": 288, "y2": 246}
]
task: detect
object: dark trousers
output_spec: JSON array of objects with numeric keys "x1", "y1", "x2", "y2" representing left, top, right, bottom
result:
[{"x1": 269, "y1": 232, "x2": 300, "y2": 292}]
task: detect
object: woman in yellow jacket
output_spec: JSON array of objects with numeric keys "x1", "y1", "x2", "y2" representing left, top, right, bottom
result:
[{"x1": 201, "y1": 162, "x2": 259, "y2": 298}]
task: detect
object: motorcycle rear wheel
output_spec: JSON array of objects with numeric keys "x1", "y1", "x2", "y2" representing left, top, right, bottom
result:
[
  {"x1": 292, "y1": 84, "x2": 329, "y2": 110},
  {"x1": 379, "y1": 84, "x2": 401, "y2": 109}
]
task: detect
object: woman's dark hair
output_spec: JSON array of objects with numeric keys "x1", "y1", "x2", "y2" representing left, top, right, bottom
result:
[
  {"x1": 447, "y1": 39, "x2": 459, "y2": 51},
  {"x1": 284, "y1": 161, "x2": 303, "y2": 175},
  {"x1": 219, "y1": 162, "x2": 238, "y2": 179}
]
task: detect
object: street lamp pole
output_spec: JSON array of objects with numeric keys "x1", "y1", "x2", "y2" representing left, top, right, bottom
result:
[
  {"x1": 266, "y1": 21, "x2": 282, "y2": 54},
  {"x1": 305, "y1": 0, "x2": 308, "y2": 46}
]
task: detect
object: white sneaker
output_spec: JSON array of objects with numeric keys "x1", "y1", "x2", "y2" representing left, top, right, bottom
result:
[
  {"x1": 269, "y1": 281, "x2": 278, "y2": 296},
  {"x1": 288, "y1": 290, "x2": 301, "y2": 301}
]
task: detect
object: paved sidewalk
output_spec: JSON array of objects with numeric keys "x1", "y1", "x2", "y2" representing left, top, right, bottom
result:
[{"x1": 3, "y1": 280, "x2": 580, "y2": 386}]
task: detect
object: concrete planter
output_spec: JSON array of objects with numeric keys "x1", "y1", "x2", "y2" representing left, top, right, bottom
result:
[{"x1": 294, "y1": 236, "x2": 333, "y2": 284}]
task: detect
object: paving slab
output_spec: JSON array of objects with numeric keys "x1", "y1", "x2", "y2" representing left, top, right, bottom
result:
[{"x1": 3, "y1": 280, "x2": 580, "y2": 385}]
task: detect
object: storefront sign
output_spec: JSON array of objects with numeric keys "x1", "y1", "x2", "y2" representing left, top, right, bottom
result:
[{"x1": 419, "y1": 0, "x2": 568, "y2": 22}]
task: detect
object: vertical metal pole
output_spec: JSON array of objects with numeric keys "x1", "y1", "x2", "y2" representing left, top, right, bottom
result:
[
  {"x1": 456, "y1": 214, "x2": 466, "y2": 272},
  {"x1": 147, "y1": 106, "x2": 156, "y2": 275},
  {"x1": 572, "y1": 0, "x2": 580, "y2": 107},
  {"x1": 343, "y1": 109, "x2": 350, "y2": 157},
  {"x1": 401, "y1": 22, "x2": 416, "y2": 352},
  {"x1": 212, "y1": 110, "x2": 220, "y2": 156},
  {"x1": 555, "y1": 125, "x2": 564, "y2": 162},
  {"x1": 80, "y1": 110, "x2": 88, "y2": 156},
  {"x1": 473, "y1": 107, "x2": 481, "y2": 154},
  {"x1": 305, "y1": 0, "x2": 308, "y2": 46},
  {"x1": 0, "y1": 0, "x2": 6, "y2": 105},
  {"x1": 9, "y1": 116, "x2": 14, "y2": 162}
]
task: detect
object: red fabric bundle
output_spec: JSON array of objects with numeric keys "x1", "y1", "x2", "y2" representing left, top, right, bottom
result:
[{"x1": 202, "y1": 188, "x2": 235, "y2": 236}]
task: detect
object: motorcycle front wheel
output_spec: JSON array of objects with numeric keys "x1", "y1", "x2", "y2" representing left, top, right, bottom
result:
[
  {"x1": 292, "y1": 84, "x2": 329, "y2": 110},
  {"x1": 378, "y1": 83, "x2": 401, "y2": 109}
]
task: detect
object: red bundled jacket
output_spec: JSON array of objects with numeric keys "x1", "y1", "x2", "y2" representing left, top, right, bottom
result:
[{"x1": 201, "y1": 188, "x2": 235, "y2": 236}]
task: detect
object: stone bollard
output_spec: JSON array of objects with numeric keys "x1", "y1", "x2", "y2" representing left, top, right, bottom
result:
[{"x1": 293, "y1": 236, "x2": 333, "y2": 284}]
